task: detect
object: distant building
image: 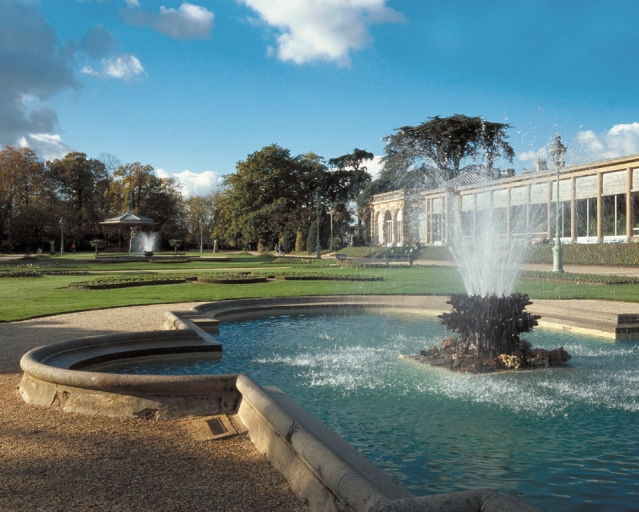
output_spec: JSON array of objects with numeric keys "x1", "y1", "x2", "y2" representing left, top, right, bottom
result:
[{"x1": 370, "y1": 153, "x2": 639, "y2": 246}]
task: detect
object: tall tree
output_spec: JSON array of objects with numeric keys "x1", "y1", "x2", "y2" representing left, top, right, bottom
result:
[
  {"x1": 185, "y1": 193, "x2": 217, "y2": 249},
  {"x1": 326, "y1": 148, "x2": 374, "y2": 204},
  {"x1": 0, "y1": 146, "x2": 48, "y2": 251},
  {"x1": 327, "y1": 149, "x2": 374, "y2": 246},
  {"x1": 221, "y1": 145, "x2": 324, "y2": 249},
  {"x1": 380, "y1": 115, "x2": 515, "y2": 191},
  {"x1": 46, "y1": 152, "x2": 111, "y2": 243}
]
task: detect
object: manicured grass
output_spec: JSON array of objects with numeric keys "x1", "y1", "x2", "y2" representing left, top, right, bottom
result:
[
  {"x1": 1, "y1": 254, "x2": 638, "y2": 322},
  {"x1": 0, "y1": 267, "x2": 463, "y2": 321}
]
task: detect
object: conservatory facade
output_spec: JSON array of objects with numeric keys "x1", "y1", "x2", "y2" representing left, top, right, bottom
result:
[{"x1": 370, "y1": 153, "x2": 639, "y2": 246}]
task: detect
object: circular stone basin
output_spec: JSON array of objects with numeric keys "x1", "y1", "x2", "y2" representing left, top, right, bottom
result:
[
  {"x1": 19, "y1": 296, "x2": 446, "y2": 421},
  {"x1": 19, "y1": 330, "x2": 232, "y2": 420}
]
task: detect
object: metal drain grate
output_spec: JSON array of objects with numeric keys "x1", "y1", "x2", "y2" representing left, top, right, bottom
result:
[{"x1": 206, "y1": 417, "x2": 227, "y2": 436}]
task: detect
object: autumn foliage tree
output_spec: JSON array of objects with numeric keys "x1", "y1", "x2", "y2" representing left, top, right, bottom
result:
[{"x1": 0, "y1": 146, "x2": 48, "y2": 251}]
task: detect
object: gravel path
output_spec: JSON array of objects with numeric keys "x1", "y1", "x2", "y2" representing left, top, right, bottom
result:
[{"x1": 0, "y1": 303, "x2": 309, "y2": 512}]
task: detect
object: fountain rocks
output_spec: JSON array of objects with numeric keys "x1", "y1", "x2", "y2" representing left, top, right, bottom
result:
[{"x1": 419, "y1": 293, "x2": 571, "y2": 373}]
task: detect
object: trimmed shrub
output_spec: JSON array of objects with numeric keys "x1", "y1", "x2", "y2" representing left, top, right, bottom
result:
[
  {"x1": 340, "y1": 242, "x2": 639, "y2": 266},
  {"x1": 67, "y1": 273, "x2": 198, "y2": 290},
  {"x1": 197, "y1": 272, "x2": 267, "y2": 284},
  {"x1": 519, "y1": 270, "x2": 639, "y2": 285},
  {"x1": 272, "y1": 274, "x2": 382, "y2": 281},
  {"x1": 337, "y1": 246, "x2": 454, "y2": 260},
  {"x1": 270, "y1": 257, "x2": 328, "y2": 265},
  {"x1": 524, "y1": 243, "x2": 639, "y2": 266},
  {"x1": 0, "y1": 270, "x2": 41, "y2": 278}
]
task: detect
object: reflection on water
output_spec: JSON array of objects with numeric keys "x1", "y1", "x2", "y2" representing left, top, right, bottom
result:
[{"x1": 113, "y1": 313, "x2": 639, "y2": 511}]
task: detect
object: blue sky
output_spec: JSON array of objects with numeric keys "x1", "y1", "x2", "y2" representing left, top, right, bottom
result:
[{"x1": 3, "y1": 0, "x2": 639, "y2": 196}]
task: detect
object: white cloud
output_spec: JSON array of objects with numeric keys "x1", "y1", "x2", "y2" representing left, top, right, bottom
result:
[
  {"x1": 156, "y1": 169, "x2": 223, "y2": 197},
  {"x1": 19, "y1": 133, "x2": 73, "y2": 161},
  {"x1": 365, "y1": 155, "x2": 383, "y2": 179},
  {"x1": 82, "y1": 54, "x2": 145, "y2": 81},
  {"x1": 102, "y1": 54, "x2": 144, "y2": 80},
  {"x1": 516, "y1": 123, "x2": 639, "y2": 169},
  {"x1": 518, "y1": 148, "x2": 547, "y2": 168},
  {"x1": 120, "y1": 2, "x2": 214, "y2": 40},
  {"x1": 0, "y1": 1, "x2": 76, "y2": 146},
  {"x1": 239, "y1": 0, "x2": 404, "y2": 66},
  {"x1": 80, "y1": 65, "x2": 101, "y2": 77},
  {"x1": 574, "y1": 123, "x2": 639, "y2": 162}
]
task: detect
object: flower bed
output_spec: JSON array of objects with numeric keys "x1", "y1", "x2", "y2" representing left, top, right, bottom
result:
[
  {"x1": 197, "y1": 272, "x2": 268, "y2": 284},
  {"x1": 67, "y1": 274, "x2": 198, "y2": 290},
  {"x1": 270, "y1": 257, "x2": 328, "y2": 265},
  {"x1": 0, "y1": 270, "x2": 41, "y2": 278},
  {"x1": 272, "y1": 274, "x2": 382, "y2": 281}
]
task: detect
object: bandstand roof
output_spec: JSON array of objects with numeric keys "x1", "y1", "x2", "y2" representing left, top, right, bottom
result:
[{"x1": 100, "y1": 212, "x2": 158, "y2": 227}]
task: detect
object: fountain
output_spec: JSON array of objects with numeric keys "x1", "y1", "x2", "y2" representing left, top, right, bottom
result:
[
  {"x1": 415, "y1": 177, "x2": 571, "y2": 372},
  {"x1": 132, "y1": 231, "x2": 159, "y2": 257}
]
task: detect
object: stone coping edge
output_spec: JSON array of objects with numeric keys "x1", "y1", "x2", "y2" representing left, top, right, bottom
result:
[
  {"x1": 20, "y1": 330, "x2": 230, "y2": 395},
  {"x1": 188, "y1": 295, "x2": 631, "y2": 340},
  {"x1": 236, "y1": 374, "x2": 541, "y2": 512}
]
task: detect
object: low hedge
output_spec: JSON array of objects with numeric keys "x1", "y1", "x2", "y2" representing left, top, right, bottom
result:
[
  {"x1": 197, "y1": 272, "x2": 267, "y2": 284},
  {"x1": 272, "y1": 274, "x2": 382, "y2": 281},
  {"x1": 524, "y1": 243, "x2": 639, "y2": 266},
  {"x1": 519, "y1": 270, "x2": 639, "y2": 285},
  {"x1": 0, "y1": 262, "x2": 80, "y2": 269},
  {"x1": 67, "y1": 273, "x2": 198, "y2": 290},
  {"x1": 150, "y1": 258, "x2": 190, "y2": 263},
  {"x1": 270, "y1": 257, "x2": 328, "y2": 265},
  {"x1": 340, "y1": 242, "x2": 639, "y2": 266},
  {"x1": 337, "y1": 246, "x2": 454, "y2": 260},
  {"x1": 0, "y1": 270, "x2": 41, "y2": 278}
]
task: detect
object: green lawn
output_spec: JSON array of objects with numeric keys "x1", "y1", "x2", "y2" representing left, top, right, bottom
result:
[{"x1": 1, "y1": 254, "x2": 638, "y2": 322}]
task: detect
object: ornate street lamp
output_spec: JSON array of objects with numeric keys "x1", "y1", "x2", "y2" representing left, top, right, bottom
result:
[
  {"x1": 549, "y1": 135, "x2": 567, "y2": 272},
  {"x1": 59, "y1": 217, "x2": 65, "y2": 255}
]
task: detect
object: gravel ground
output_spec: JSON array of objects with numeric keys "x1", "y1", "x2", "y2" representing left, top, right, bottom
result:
[{"x1": 0, "y1": 303, "x2": 309, "y2": 512}]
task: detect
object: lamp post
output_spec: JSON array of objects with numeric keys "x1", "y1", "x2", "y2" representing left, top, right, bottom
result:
[
  {"x1": 199, "y1": 217, "x2": 204, "y2": 253},
  {"x1": 315, "y1": 192, "x2": 321, "y2": 259},
  {"x1": 59, "y1": 217, "x2": 65, "y2": 255},
  {"x1": 329, "y1": 204, "x2": 334, "y2": 253},
  {"x1": 549, "y1": 135, "x2": 567, "y2": 273}
]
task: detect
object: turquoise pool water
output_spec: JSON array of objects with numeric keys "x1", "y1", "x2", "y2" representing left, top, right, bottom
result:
[{"x1": 115, "y1": 313, "x2": 639, "y2": 511}]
